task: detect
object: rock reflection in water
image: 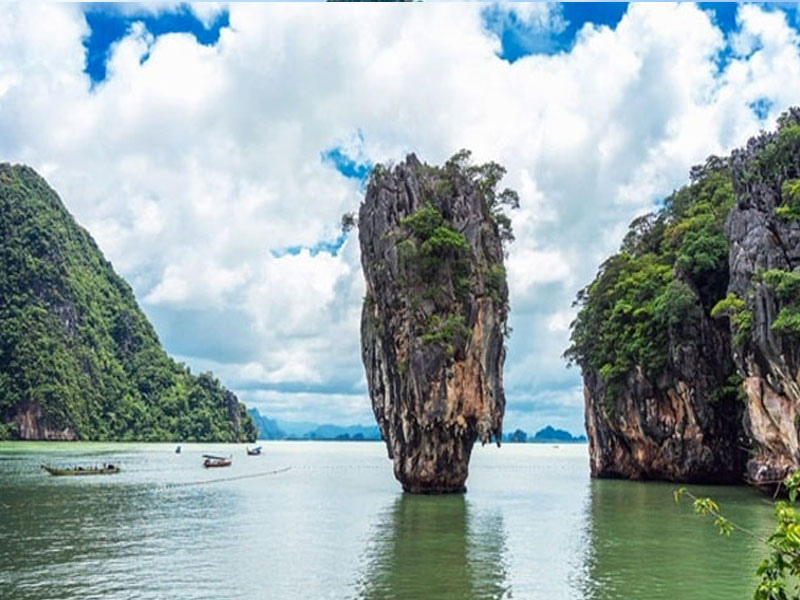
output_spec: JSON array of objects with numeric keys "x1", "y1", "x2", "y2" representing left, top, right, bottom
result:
[
  {"x1": 575, "y1": 479, "x2": 774, "y2": 600},
  {"x1": 354, "y1": 494, "x2": 509, "y2": 599}
]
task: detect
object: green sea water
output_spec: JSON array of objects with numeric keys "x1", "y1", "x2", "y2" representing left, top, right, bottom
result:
[{"x1": 0, "y1": 442, "x2": 774, "y2": 599}]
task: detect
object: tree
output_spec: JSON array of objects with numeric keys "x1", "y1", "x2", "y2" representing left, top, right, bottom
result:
[
  {"x1": 676, "y1": 471, "x2": 800, "y2": 600},
  {"x1": 341, "y1": 212, "x2": 356, "y2": 234}
]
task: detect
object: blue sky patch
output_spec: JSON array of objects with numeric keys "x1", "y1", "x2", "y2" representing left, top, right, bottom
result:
[
  {"x1": 321, "y1": 145, "x2": 372, "y2": 184},
  {"x1": 481, "y1": 4, "x2": 564, "y2": 62},
  {"x1": 749, "y1": 97, "x2": 774, "y2": 121},
  {"x1": 701, "y1": 3, "x2": 800, "y2": 74},
  {"x1": 760, "y1": 2, "x2": 800, "y2": 28},
  {"x1": 560, "y1": 3, "x2": 628, "y2": 39},
  {"x1": 483, "y1": 2, "x2": 628, "y2": 63},
  {"x1": 484, "y1": 2, "x2": 800, "y2": 66},
  {"x1": 271, "y1": 232, "x2": 348, "y2": 259},
  {"x1": 698, "y1": 3, "x2": 740, "y2": 75},
  {"x1": 699, "y1": 2, "x2": 738, "y2": 35},
  {"x1": 82, "y1": 4, "x2": 229, "y2": 85}
]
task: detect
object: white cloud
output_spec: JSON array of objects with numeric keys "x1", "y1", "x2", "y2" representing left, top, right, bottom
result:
[
  {"x1": 503, "y1": 2, "x2": 565, "y2": 29},
  {"x1": 245, "y1": 390, "x2": 373, "y2": 427},
  {"x1": 547, "y1": 310, "x2": 574, "y2": 333},
  {"x1": 2, "y1": 3, "x2": 800, "y2": 432},
  {"x1": 508, "y1": 248, "x2": 572, "y2": 291},
  {"x1": 186, "y1": 2, "x2": 227, "y2": 27}
]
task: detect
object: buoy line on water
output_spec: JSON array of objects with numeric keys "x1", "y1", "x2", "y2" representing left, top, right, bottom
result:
[
  {"x1": 0, "y1": 466, "x2": 293, "y2": 510},
  {"x1": 165, "y1": 466, "x2": 292, "y2": 489}
]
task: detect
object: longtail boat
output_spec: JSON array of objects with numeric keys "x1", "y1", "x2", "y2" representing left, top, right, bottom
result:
[
  {"x1": 202, "y1": 454, "x2": 232, "y2": 468},
  {"x1": 41, "y1": 464, "x2": 120, "y2": 476},
  {"x1": 246, "y1": 446, "x2": 262, "y2": 456}
]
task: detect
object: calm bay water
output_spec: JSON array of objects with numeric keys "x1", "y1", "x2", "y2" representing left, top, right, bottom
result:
[{"x1": 0, "y1": 442, "x2": 774, "y2": 599}]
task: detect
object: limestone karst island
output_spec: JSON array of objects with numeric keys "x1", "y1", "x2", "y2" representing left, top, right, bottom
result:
[
  {"x1": 3, "y1": 3, "x2": 800, "y2": 600},
  {"x1": 359, "y1": 152, "x2": 514, "y2": 493}
]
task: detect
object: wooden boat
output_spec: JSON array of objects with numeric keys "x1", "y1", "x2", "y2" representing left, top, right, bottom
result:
[
  {"x1": 203, "y1": 454, "x2": 232, "y2": 468},
  {"x1": 41, "y1": 464, "x2": 120, "y2": 476},
  {"x1": 246, "y1": 446, "x2": 262, "y2": 456}
]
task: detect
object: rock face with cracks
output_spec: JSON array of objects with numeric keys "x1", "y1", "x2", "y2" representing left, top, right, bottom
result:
[
  {"x1": 726, "y1": 110, "x2": 800, "y2": 487},
  {"x1": 358, "y1": 152, "x2": 514, "y2": 493},
  {"x1": 581, "y1": 310, "x2": 746, "y2": 483}
]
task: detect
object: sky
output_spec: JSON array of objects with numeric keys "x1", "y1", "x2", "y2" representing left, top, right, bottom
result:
[{"x1": 2, "y1": 2, "x2": 800, "y2": 435}]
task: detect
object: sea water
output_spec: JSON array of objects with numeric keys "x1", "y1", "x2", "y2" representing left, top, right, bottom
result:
[{"x1": 0, "y1": 442, "x2": 774, "y2": 599}]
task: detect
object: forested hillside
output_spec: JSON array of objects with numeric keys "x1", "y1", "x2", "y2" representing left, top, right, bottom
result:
[{"x1": 0, "y1": 164, "x2": 255, "y2": 442}]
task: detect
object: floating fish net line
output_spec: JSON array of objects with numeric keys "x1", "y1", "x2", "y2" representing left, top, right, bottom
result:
[
  {"x1": 164, "y1": 466, "x2": 292, "y2": 488},
  {"x1": 0, "y1": 466, "x2": 293, "y2": 510}
]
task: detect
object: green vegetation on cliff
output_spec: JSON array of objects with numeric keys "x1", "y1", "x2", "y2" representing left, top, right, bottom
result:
[
  {"x1": 368, "y1": 150, "x2": 517, "y2": 359},
  {"x1": 358, "y1": 151, "x2": 514, "y2": 492},
  {"x1": 565, "y1": 165, "x2": 736, "y2": 408},
  {"x1": 762, "y1": 269, "x2": 800, "y2": 337},
  {"x1": 0, "y1": 164, "x2": 255, "y2": 442},
  {"x1": 568, "y1": 109, "x2": 800, "y2": 418},
  {"x1": 710, "y1": 292, "x2": 753, "y2": 346},
  {"x1": 777, "y1": 179, "x2": 800, "y2": 221}
]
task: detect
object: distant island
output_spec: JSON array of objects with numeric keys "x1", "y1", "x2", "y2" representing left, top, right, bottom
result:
[
  {"x1": 503, "y1": 426, "x2": 587, "y2": 444},
  {"x1": 248, "y1": 409, "x2": 585, "y2": 444},
  {"x1": 248, "y1": 409, "x2": 381, "y2": 441},
  {"x1": 530, "y1": 426, "x2": 587, "y2": 443}
]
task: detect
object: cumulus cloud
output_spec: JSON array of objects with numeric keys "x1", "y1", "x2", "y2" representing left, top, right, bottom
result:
[
  {"x1": 89, "y1": 2, "x2": 228, "y2": 27},
  {"x1": 2, "y1": 3, "x2": 800, "y2": 432}
]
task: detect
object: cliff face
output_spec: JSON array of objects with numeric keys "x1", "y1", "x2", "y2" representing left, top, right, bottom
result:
[
  {"x1": 726, "y1": 111, "x2": 800, "y2": 486},
  {"x1": 567, "y1": 149, "x2": 748, "y2": 483},
  {"x1": 0, "y1": 164, "x2": 255, "y2": 442},
  {"x1": 359, "y1": 152, "x2": 513, "y2": 493},
  {"x1": 571, "y1": 109, "x2": 800, "y2": 486},
  {"x1": 582, "y1": 309, "x2": 745, "y2": 482}
]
